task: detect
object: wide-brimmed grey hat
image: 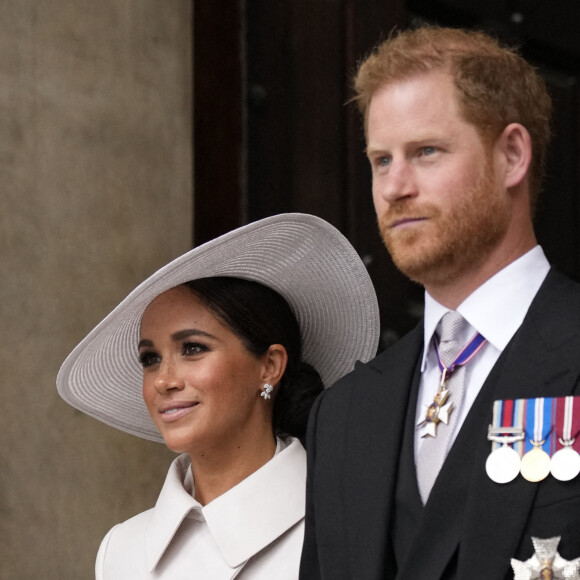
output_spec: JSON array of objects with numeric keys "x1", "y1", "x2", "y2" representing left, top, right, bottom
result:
[{"x1": 57, "y1": 213, "x2": 379, "y2": 442}]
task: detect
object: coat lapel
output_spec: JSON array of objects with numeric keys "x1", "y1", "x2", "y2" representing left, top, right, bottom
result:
[{"x1": 343, "y1": 324, "x2": 423, "y2": 579}]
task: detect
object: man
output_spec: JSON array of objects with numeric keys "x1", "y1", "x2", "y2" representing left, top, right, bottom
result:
[{"x1": 300, "y1": 26, "x2": 580, "y2": 580}]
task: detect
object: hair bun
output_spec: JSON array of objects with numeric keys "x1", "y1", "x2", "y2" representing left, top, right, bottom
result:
[{"x1": 273, "y1": 362, "x2": 324, "y2": 442}]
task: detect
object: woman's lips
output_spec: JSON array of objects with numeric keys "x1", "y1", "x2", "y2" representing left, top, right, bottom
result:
[{"x1": 159, "y1": 401, "x2": 199, "y2": 422}]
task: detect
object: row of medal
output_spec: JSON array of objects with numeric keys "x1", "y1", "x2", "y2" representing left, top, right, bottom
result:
[{"x1": 486, "y1": 396, "x2": 580, "y2": 484}]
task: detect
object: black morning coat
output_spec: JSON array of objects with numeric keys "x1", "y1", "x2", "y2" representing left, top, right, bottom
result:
[{"x1": 299, "y1": 268, "x2": 580, "y2": 580}]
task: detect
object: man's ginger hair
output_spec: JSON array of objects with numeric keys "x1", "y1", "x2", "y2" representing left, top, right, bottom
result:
[{"x1": 353, "y1": 26, "x2": 552, "y2": 209}]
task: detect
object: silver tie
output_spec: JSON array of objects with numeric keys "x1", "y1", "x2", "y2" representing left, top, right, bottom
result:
[{"x1": 416, "y1": 311, "x2": 470, "y2": 504}]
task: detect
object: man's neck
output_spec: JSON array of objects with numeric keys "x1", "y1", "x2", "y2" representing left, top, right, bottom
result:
[{"x1": 425, "y1": 240, "x2": 537, "y2": 309}]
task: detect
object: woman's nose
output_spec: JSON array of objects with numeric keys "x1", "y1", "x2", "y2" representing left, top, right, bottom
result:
[{"x1": 153, "y1": 364, "x2": 185, "y2": 393}]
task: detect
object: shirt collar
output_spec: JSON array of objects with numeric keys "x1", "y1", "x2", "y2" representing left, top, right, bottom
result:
[
  {"x1": 421, "y1": 246, "x2": 550, "y2": 370},
  {"x1": 145, "y1": 437, "x2": 306, "y2": 571}
]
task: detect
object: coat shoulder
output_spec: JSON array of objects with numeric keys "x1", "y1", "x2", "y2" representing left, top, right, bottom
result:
[
  {"x1": 322, "y1": 321, "x2": 423, "y2": 399},
  {"x1": 96, "y1": 509, "x2": 153, "y2": 578}
]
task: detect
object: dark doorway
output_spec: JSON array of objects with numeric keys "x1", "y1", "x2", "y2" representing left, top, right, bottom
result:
[{"x1": 194, "y1": 1, "x2": 580, "y2": 346}]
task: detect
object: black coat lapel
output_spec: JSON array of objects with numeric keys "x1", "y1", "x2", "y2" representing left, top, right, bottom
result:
[{"x1": 343, "y1": 324, "x2": 423, "y2": 580}]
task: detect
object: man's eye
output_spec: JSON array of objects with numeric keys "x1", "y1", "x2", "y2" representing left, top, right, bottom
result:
[
  {"x1": 421, "y1": 146, "x2": 437, "y2": 156},
  {"x1": 378, "y1": 156, "x2": 391, "y2": 167}
]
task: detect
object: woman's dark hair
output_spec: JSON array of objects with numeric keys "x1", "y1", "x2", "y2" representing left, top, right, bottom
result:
[{"x1": 182, "y1": 277, "x2": 323, "y2": 442}]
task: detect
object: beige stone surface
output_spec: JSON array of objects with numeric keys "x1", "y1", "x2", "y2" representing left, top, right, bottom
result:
[{"x1": 0, "y1": 1, "x2": 192, "y2": 577}]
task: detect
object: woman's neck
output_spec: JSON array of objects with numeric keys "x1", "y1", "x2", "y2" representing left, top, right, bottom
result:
[{"x1": 190, "y1": 433, "x2": 277, "y2": 505}]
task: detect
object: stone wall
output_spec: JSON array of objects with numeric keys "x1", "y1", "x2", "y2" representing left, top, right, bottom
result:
[{"x1": 0, "y1": 1, "x2": 192, "y2": 577}]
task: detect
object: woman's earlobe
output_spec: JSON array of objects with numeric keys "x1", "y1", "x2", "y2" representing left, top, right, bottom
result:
[{"x1": 263, "y1": 344, "x2": 288, "y2": 387}]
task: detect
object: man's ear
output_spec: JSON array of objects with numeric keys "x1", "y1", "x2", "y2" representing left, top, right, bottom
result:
[
  {"x1": 262, "y1": 344, "x2": 288, "y2": 387},
  {"x1": 497, "y1": 122, "x2": 532, "y2": 189}
]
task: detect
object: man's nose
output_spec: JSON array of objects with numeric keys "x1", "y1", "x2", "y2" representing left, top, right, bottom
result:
[{"x1": 374, "y1": 159, "x2": 418, "y2": 205}]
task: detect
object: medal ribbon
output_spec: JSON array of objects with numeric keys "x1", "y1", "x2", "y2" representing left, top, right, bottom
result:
[
  {"x1": 490, "y1": 398, "x2": 525, "y2": 454},
  {"x1": 524, "y1": 397, "x2": 553, "y2": 454},
  {"x1": 491, "y1": 397, "x2": 580, "y2": 455},
  {"x1": 435, "y1": 332, "x2": 487, "y2": 384},
  {"x1": 554, "y1": 396, "x2": 580, "y2": 453}
]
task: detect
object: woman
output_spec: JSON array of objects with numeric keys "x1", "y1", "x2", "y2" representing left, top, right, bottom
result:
[{"x1": 57, "y1": 213, "x2": 379, "y2": 579}]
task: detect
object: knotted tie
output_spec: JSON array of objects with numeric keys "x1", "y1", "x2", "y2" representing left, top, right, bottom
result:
[{"x1": 416, "y1": 311, "x2": 477, "y2": 504}]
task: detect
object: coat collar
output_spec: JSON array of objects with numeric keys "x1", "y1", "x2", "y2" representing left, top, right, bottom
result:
[{"x1": 145, "y1": 437, "x2": 306, "y2": 572}]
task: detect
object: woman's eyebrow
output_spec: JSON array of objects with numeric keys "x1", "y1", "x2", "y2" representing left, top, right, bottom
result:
[
  {"x1": 171, "y1": 328, "x2": 217, "y2": 342},
  {"x1": 137, "y1": 338, "x2": 153, "y2": 349},
  {"x1": 138, "y1": 328, "x2": 218, "y2": 349}
]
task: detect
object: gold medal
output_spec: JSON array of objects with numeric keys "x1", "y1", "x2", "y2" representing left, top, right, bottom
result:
[
  {"x1": 520, "y1": 397, "x2": 552, "y2": 483},
  {"x1": 520, "y1": 441, "x2": 551, "y2": 482}
]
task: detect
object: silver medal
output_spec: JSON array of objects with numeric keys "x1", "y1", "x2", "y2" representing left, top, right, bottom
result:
[
  {"x1": 551, "y1": 443, "x2": 580, "y2": 482},
  {"x1": 551, "y1": 396, "x2": 580, "y2": 482},
  {"x1": 485, "y1": 444, "x2": 521, "y2": 484},
  {"x1": 486, "y1": 426, "x2": 525, "y2": 484}
]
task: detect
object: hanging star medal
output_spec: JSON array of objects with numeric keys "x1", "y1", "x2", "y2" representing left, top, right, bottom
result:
[
  {"x1": 418, "y1": 332, "x2": 487, "y2": 438},
  {"x1": 511, "y1": 536, "x2": 580, "y2": 580},
  {"x1": 417, "y1": 372, "x2": 455, "y2": 438}
]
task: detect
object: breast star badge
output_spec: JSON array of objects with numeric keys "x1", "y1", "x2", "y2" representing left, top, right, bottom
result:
[
  {"x1": 511, "y1": 536, "x2": 580, "y2": 580},
  {"x1": 417, "y1": 386, "x2": 455, "y2": 438}
]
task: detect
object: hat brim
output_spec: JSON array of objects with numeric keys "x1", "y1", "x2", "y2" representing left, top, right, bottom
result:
[{"x1": 56, "y1": 213, "x2": 379, "y2": 442}]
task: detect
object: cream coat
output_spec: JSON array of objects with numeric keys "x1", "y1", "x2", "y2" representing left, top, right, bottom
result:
[{"x1": 96, "y1": 438, "x2": 306, "y2": 579}]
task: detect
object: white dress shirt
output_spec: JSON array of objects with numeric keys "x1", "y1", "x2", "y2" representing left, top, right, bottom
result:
[
  {"x1": 96, "y1": 437, "x2": 306, "y2": 579},
  {"x1": 415, "y1": 246, "x2": 550, "y2": 459}
]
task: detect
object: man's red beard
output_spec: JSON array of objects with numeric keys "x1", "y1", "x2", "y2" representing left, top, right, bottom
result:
[{"x1": 377, "y1": 166, "x2": 510, "y2": 289}]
